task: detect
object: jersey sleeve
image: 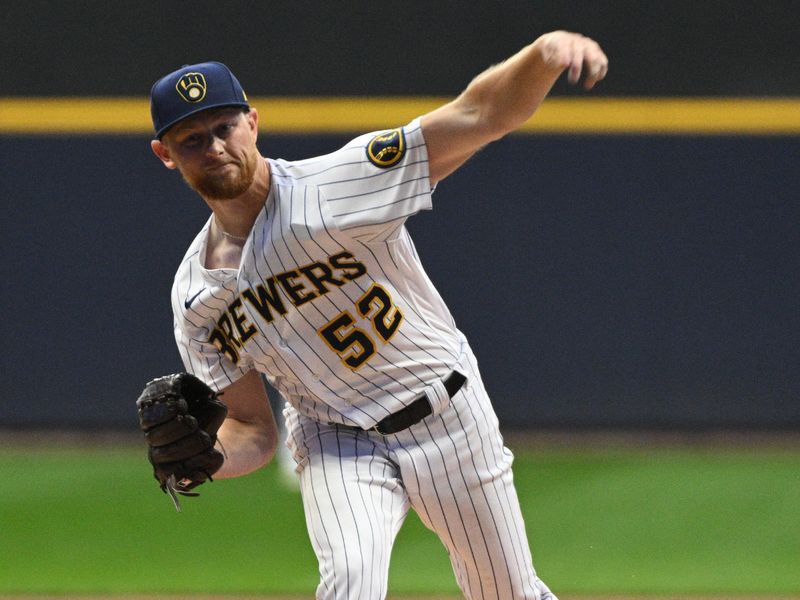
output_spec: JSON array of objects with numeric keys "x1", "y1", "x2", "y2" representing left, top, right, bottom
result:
[
  {"x1": 170, "y1": 226, "x2": 254, "y2": 393},
  {"x1": 278, "y1": 118, "x2": 433, "y2": 243},
  {"x1": 173, "y1": 317, "x2": 252, "y2": 393},
  {"x1": 326, "y1": 118, "x2": 432, "y2": 242}
]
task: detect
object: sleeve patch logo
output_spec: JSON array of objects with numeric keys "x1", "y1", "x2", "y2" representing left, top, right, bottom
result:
[{"x1": 366, "y1": 128, "x2": 406, "y2": 168}]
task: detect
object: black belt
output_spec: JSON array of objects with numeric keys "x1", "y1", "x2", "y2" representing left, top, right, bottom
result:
[{"x1": 372, "y1": 370, "x2": 466, "y2": 435}]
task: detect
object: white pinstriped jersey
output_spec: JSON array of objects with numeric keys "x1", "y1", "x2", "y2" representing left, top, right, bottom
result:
[{"x1": 172, "y1": 119, "x2": 466, "y2": 429}]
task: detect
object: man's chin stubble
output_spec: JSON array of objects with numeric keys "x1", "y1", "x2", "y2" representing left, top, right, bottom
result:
[{"x1": 184, "y1": 169, "x2": 254, "y2": 200}]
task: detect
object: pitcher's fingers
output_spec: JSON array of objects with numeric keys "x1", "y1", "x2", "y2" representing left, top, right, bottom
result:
[
  {"x1": 567, "y1": 40, "x2": 586, "y2": 85},
  {"x1": 584, "y1": 60, "x2": 609, "y2": 90}
]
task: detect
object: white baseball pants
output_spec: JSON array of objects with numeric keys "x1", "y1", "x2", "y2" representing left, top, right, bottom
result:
[{"x1": 285, "y1": 347, "x2": 557, "y2": 600}]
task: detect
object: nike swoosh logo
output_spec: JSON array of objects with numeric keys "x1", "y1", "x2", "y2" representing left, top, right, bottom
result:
[{"x1": 184, "y1": 288, "x2": 205, "y2": 309}]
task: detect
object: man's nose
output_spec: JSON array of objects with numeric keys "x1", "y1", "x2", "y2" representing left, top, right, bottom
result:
[{"x1": 206, "y1": 135, "x2": 224, "y2": 155}]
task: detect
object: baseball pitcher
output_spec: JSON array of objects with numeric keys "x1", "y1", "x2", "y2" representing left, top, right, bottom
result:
[{"x1": 138, "y1": 30, "x2": 608, "y2": 599}]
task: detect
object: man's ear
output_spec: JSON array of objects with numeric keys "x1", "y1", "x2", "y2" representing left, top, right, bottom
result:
[
  {"x1": 150, "y1": 139, "x2": 177, "y2": 170},
  {"x1": 247, "y1": 108, "x2": 259, "y2": 142}
]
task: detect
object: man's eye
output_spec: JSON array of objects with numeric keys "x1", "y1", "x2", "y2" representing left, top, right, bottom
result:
[{"x1": 182, "y1": 134, "x2": 202, "y2": 147}]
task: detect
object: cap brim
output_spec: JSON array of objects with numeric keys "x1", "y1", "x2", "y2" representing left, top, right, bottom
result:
[{"x1": 155, "y1": 101, "x2": 250, "y2": 139}]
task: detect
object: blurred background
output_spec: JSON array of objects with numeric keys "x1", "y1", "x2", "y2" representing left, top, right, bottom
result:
[
  {"x1": 1, "y1": 0, "x2": 798, "y2": 431},
  {"x1": 1, "y1": 2, "x2": 799, "y2": 598}
]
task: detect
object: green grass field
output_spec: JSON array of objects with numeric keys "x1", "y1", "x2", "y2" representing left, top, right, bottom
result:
[{"x1": 0, "y1": 438, "x2": 798, "y2": 597}]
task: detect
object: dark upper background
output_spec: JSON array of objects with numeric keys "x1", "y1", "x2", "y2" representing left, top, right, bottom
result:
[
  {"x1": 1, "y1": 1, "x2": 798, "y2": 430},
  {"x1": 1, "y1": 0, "x2": 798, "y2": 97}
]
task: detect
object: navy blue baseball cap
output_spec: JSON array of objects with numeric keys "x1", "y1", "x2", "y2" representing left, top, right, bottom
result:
[{"x1": 150, "y1": 61, "x2": 250, "y2": 139}]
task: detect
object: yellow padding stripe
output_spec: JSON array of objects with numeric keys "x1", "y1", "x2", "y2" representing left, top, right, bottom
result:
[{"x1": 1, "y1": 97, "x2": 799, "y2": 134}]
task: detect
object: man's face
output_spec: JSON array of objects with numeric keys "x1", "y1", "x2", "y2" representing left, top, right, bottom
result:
[{"x1": 156, "y1": 108, "x2": 260, "y2": 200}]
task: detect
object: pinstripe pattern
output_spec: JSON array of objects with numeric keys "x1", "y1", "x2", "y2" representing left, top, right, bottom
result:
[
  {"x1": 287, "y1": 339, "x2": 556, "y2": 599},
  {"x1": 170, "y1": 118, "x2": 556, "y2": 599},
  {"x1": 172, "y1": 119, "x2": 460, "y2": 428}
]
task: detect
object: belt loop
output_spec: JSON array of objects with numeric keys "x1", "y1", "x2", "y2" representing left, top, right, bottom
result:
[
  {"x1": 425, "y1": 378, "x2": 449, "y2": 416},
  {"x1": 426, "y1": 369, "x2": 465, "y2": 417},
  {"x1": 368, "y1": 369, "x2": 467, "y2": 435}
]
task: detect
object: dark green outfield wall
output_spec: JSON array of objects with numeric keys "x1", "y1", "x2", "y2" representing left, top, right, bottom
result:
[{"x1": 2, "y1": 0, "x2": 798, "y2": 97}]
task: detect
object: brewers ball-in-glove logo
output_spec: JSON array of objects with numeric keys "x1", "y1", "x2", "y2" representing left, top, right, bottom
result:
[
  {"x1": 366, "y1": 128, "x2": 406, "y2": 168},
  {"x1": 176, "y1": 72, "x2": 207, "y2": 103}
]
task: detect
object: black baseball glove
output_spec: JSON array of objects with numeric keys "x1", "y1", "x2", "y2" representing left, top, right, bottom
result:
[{"x1": 136, "y1": 373, "x2": 228, "y2": 511}]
